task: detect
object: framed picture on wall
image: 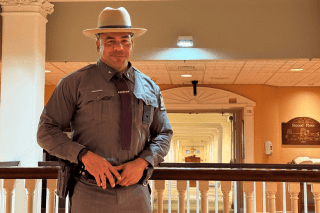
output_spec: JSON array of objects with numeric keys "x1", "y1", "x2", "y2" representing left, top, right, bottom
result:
[{"x1": 282, "y1": 117, "x2": 320, "y2": 145}]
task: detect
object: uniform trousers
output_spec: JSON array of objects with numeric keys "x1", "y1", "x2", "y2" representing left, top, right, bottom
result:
[{"x1": 70, "y1": 175, "x2": 151, "y2": 213}]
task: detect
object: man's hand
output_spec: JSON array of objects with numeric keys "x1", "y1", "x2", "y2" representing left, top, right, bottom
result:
[
  {"x1": 81, "y1": 151, "x2": 121, "y2": 189},
  {"x1": 114, "y1": 158, "x2": 149, "y2": 187}
]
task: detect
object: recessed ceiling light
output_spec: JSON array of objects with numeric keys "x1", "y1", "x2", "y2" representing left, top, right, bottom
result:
[
  {"x1": 177, "y1": 36, "x2": 193, "y2": 47},
  {"x1": 181, "y1": 74, "x2": 192, "y2": 77},
  {"x1": 45, "y1": 70, "x2": 51, "y2": 73},
  {"x1": 290, "y1": 68, "x2": 303, "y2": 72}
]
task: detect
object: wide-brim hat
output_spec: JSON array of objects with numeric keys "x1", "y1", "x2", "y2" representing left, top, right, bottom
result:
[{"x1": 83, "y1": 7, "x2": 147, "y2": 39}]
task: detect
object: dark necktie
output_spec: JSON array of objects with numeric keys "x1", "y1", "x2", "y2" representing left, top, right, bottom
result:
[{"x1": 115, "y1": 73, "x2": 132, "y2": 150}]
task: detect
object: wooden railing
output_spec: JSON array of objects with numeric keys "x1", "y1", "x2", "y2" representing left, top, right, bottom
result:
[{"x1": 1, "y1": 162, "x2": 320, "y2": 213}]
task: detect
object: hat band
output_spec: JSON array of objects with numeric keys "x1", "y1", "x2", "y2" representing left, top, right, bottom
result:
[{"x1": 98, "y1": 25, "x2": 132, "y2": 29}]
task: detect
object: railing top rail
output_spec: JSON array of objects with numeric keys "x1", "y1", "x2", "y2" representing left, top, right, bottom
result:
[
  {"x1": 159, "y1": 162, "x2": 320, "y2": 170},
  {"x1": 1, "y1": 166, "x2": 320, "y2": 182}
]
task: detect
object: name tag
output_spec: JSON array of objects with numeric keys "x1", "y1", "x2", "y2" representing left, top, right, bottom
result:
[{"x1": 91, "y1": 90, "x2": 103, "y2": 93}]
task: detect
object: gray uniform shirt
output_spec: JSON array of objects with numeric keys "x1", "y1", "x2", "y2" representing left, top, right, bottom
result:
[{"x1": 37, "y1": 59, "x2": 173, "y2": 183}]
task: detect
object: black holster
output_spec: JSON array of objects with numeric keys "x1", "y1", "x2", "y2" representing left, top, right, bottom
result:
[{"x1": 56, "y1": 158, "x2": 82, "y2": 199}]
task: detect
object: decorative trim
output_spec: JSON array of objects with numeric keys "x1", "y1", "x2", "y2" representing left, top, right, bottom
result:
[
  {"x1": 0, "y1": 0, "x2": 54, "y2": 17},
  {"x1": 162, "y1": 87, "x2": 256, "y2": 111}
]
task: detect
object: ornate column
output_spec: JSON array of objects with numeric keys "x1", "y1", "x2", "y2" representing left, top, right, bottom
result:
[
  {"x1": 244, "y1": 107, "x2": 254, "y2": 163},
  {"x1": 0, "y1": 1, "x2": 54, "y2": 212},
  {"x1": 0, "y1": 0, "x2": 54, "y2": 166}
]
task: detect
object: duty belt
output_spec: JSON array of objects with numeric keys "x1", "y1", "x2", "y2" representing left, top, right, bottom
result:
[{"x1": 80, "y1": 168, "x2": 122, "y2": 185}]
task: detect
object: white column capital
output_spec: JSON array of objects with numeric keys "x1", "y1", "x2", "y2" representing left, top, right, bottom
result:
[{"x1": 0, "y1": 0, "x2": 54, "y2": 18}]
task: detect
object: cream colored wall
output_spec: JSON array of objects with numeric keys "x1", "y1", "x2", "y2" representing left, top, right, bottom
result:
[
  {"x1": 277, "y1": 88, "x2": 320, "y2": 162},
  {"x1": 46, "y1": 1, "x2": 320, "y2": 61}
]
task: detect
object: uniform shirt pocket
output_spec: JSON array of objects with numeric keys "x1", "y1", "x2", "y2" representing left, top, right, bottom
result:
[{"x1": 81, "y1": 89, "x2": 114, "y2": 123}]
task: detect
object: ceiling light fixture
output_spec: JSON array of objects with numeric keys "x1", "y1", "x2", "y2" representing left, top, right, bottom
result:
[
  {"x1": 45, "y1": 70, "x2": 51, "y2": 73},
  {"x1": 181, "y1": 74, "x2": 192, "y2": 77},
  {"x1": 290, "y1": 68, "x2": 303, "y2": 72},
  {"x1": 177, "y1": 36, "x2": 193, "y2": 47}
]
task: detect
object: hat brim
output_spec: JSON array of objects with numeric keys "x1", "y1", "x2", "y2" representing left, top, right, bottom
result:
[{"x1": 83, "y1": 28, "x2": 147, "y2": 39}]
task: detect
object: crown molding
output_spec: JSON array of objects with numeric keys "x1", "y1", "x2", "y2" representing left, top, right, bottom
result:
[{"x1": 0, "y1": 0, "x2": 54, "y2": 18}]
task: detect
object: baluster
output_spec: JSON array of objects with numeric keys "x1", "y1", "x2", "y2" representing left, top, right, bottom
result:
[
  {"x1": 288, "y1": 182, "x2": 300, "y2": 213},
  {"x1": 3, "y1": 179, "x2": 16, "y2": 213},
  {"x1": 25, "y1": 179, "x2": 39, "y2": 213},
  {"x1": 47, "y1": 179, "x2": 57, "y2": 213},
  {"x1": 221, "y1": 181, "x2": 231, "y2": 213},
  {"x1": 243, "y1": 182, "x2": 254, "y2": 213},
  {"x1": 266, "y1": 182, "x2": 277, "y2": 213},
  {"x1": 199, "y1": 181, "x2": 209, "y2": 213},
  {"x1": 312, "y1": 183, "x2": 320, "y2": 213},
  {"x1": 155, "y1": 180, "x2": 166, "y2": 213},
  {"x1": 177, "y1": 180, "x2": 187, "y2": 213}
]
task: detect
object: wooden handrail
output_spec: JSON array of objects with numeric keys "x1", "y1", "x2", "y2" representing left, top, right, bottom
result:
[
  {"x1": 0, "y1": 161, "x2": 20, "y2": 167},
  {"x1": 0, "y1": 163, "x2": 320, "y2": 182},
  {"x1": 160, "y1": 162, "x2": 320, "y2": 170}
]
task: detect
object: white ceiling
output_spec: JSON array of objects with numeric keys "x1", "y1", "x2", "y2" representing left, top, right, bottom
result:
[{"x1": 44, "y1": 58, "x2": 320, "y2": 86}]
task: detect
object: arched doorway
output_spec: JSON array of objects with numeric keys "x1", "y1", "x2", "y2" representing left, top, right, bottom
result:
[{"x1": 161, "y1": 86, "x2": 256, "y2": 163}]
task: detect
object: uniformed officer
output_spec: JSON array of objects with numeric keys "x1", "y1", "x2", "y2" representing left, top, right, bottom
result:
[{"x1": 37, "y1": 7, "x2": 173, "y2": 213}]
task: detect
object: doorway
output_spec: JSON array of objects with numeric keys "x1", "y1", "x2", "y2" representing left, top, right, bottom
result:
[
  {"x1": 159, "y1": 86, "x2": 255, "y2": 212},
  {"x1": 165, "y1": 111, "x2": 237, "y2": 164},
  {"x1": 161, "y1": 86, "x2": 255, "y2": 163}
]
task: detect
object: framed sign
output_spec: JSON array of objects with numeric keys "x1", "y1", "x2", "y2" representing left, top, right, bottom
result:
[{"x1": 282, "y1": 117, "x2": 320, "y2": 145}]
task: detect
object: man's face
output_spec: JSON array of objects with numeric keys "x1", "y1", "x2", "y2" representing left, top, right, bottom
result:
[{"x1": 96, "y1": 32, "x2": 133, "y2": 72}]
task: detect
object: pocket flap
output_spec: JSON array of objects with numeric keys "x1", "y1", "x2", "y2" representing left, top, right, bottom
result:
[{"x1": 82, "y1": 89, "x2": 114, "y2": 103}]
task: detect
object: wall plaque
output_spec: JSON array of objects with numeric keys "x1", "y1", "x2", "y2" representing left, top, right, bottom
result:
[{"x1": 282, "y1": 117, "x2": 320, "y2": 145}]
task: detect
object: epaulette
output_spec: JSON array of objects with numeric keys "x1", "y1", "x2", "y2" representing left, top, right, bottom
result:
[{"x1": 77, "y1": 63, "x2": 96, "y2": 72}]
